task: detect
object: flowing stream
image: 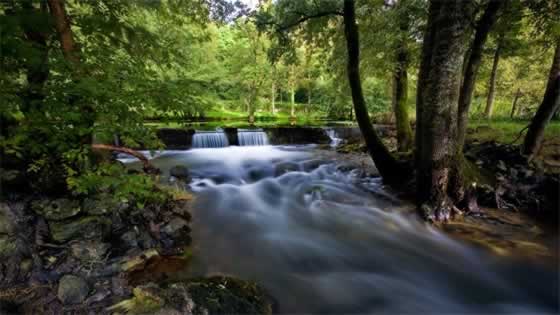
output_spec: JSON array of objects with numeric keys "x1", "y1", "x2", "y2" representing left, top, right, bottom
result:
[{"x1": 124, "y1": 145, "x2": 558, "y2": 314}]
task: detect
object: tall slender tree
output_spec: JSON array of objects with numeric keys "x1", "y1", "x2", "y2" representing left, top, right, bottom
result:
[{"x1": 522, "y1": 41, "x2": 560, "y2": 159}]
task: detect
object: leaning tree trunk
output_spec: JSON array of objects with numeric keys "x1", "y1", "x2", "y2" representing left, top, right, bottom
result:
[
  {"x1": 451, "y1": 0, "x2": 502, "y2": 202},
  {"x1": 416, "y1": 0, "x2": 471, "y2": 221},
  {"x1": 484, "y1": 42, "x2": 502, "y2": 118},
  {"x1": 392, "y1": 3, "x2": 413, "y2": 152},
  {"x1": 343, "y1": 0, "x2": 406, "y2": 187},
  {"x1": 510, "y1": 87, "x2": 521, "y2": 118},
  {"x1": 522, "y1": 42, "x2": 560, "y2": 159},
  {"x1": 456, "y1": 0, "x2": 503, "y2": 151}
]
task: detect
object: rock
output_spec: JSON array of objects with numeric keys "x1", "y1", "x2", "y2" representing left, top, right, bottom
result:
[
  {"x1": 121, "y1": 230, "x2": 139, "y2": 249},
  {"x1": 32, "y1": 198, "x2": 81, "y2": 221},
  {"x1": 121, "y1": 249, "x2": 160, "y2": 272},
  {"x1": 170, "y1": 200, "x2": 192, "y2": 221},
  {"x1": 161, "y1": 217, "x2": 191, "y2": 247},
  {"x1": 0, "y1": 203, "x2": 16, "y2": 235},
  {"x1": 82, "y1": 196, "x2": 120, "y2": 216},
  {"x1": 107, "y1": 276, "x2": 273, "y2": 315},
  {"x1": 170, "y1": 165, "x2": 191, "y2": 182},
  {"x1": 0, "y1": 236, "x2": 17, "y2": 258},
  {"x1": 70, "y1": 241, "x2": 111, "y2": 262},
  {"x1": 181, "y1": 276, "x2": 273, "y2": 315},
  {"x1": 57, "y1": 275, "x2": 90, "y2": 305},
  {"x1": 49, "y1": 216, "x2": 111, "y2": 243}
]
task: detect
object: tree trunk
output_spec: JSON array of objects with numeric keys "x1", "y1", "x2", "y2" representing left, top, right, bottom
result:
[
  {"x1": 47, "y1": 0, "x2": 80, "y2": 66},
  {"x1": 290, "y1": 84, "x2": 295, "y2": 117},
  {"x1": 416, "y1": 0, "x2": 471, "y2": 221},
  {"x1": 21, "y1": 0, "x2": 50, "y2": 113},
  {"x1": 484, "y1": 42, "x2": 502, "y2": 118},
  {"x1": 271, "y1": 81, "x2": 276, "y2": 114},
  {"x1": 522, "y1": 42, "x2": 560, "y2": 159},
  {"x1": 343, "y1": 0, "x2": 406, "y2": 187},
  {"x1": 392, "y1": 2, "x2": 413, "y2": 152},
  {"x1": 510, "y1": 87, "x2": 521, "y2": 118},
  {"x1": 457, "y1": 0, "x2": 503, "y2": 150},
  {"x1": 415, "y1": 1, "x2": 441, "y2": 180}
]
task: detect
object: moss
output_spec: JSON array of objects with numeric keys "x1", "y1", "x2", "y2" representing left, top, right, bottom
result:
[
  {"x1": 49, "y1": 216, "x2": 111, "y2": 243},
  {"x1": 184, "y1": 276, "x2": 272, "y2": 315},
  {"x1": 107, "y1": 284, "x2": 164, "y2": 314}
]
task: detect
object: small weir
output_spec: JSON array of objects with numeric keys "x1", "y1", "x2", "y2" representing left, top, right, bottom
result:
[
  {"x1": 324, "y1": 128, "x2": 343, "y2": 147},
  {"x1": 238, "y1": 129, "x2": 269, "y2": 146},
  {"x1": 192, "y1": 131, "x2": 229, "y2": 148}
]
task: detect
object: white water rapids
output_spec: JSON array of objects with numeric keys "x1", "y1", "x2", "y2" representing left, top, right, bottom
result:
[{"x1": 121, "y1": 145, "x2": 558, "y2": 314}]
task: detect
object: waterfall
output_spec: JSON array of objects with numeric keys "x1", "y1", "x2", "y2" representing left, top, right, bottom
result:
[
  {"x1": 324, "y1": 128, "x2": 342, "y2": 147},
  {"x1": 192, "y1": 131, "x2": 229, "y2": 148},
  {"x1": 238, "y1": 129, "x2": 269, "y2": 146}
]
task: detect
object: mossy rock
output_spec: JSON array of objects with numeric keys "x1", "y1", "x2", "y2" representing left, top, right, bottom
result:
[
  {"x1": 32, "y1": 198, "x2": 81, "y2": 221},
  {"x1": 109, "y1": 276, "x2": 273, "y2": 315},
  {"x1": 49, "y1": 216, "x2": 111, "y2": 243},
  {"x1": 183, "y1": 276, "x2": 273, "y2": 315},
  {"x1": 82, "y1": 195, "x2": 121, "y2": 216},
  {"x1": 0, "y1": 236, "x2": 17, "y2": 258}
]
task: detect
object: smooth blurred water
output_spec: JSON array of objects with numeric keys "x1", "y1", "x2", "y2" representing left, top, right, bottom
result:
[{"x1": 123, "y1": 146, "x2": 559, "y2": 314}]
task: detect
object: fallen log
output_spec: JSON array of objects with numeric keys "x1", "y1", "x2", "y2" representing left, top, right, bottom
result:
[{"x1": 92, "y1": 144, "x2": 159, "y2": 174}]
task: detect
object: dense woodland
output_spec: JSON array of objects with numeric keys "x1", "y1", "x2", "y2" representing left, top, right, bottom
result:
[{"x1": 0, "y1": 0, "x2": 559, "y2": 314}]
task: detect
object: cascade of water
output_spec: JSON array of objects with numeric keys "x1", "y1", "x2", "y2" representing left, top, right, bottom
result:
[
  {"x1": 324, "y1": 128, "x2": 343, "y2": 147},
  {"x1": 192, "y1": 131, "x2": 229, "y2": 148},
  {"x1": 238, "y1": 129, "x2": 269, "y2": 146}
]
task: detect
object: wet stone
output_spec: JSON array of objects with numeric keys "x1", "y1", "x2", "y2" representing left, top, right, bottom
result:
[{"x1": 57, "y1": 274, "x2": 90, "y2": 305}]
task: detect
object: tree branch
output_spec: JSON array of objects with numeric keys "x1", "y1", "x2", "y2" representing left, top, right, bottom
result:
[
  {"x1": 91, "y1": 144, "x2": 159, "y2": 174},
  {"x1": 276, "y1": 10, "x2": 343, "y2": 32}
]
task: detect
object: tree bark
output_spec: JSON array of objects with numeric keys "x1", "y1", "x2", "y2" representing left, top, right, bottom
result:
[
  {"x1": 343, "y1": 0, "x2": 406, "y2": 187},
  {"x1": 416, "y1": 0, "x2": 471, "y2": 221},
  {"x1": 47, "y1": 0, "x2": 80, "y2": 66},
  {"x1": 510, "y1": 87, "x2": 521, "y2": 118},
  {"x1": 484, "y1": 41, "x2": 502, "y2": 118},
  {"x1": 392, "y1": 2, "x2": 413, "y2": 152},
  {"x1": 456, "y1": 0, "x2": 503, "y2": 150},
  {"x1": 290, "y1": 83, "x2": 295, "y2": 117},
  {"x1": 415, "y1": 1, "x2": 441, "y2": 180},
  {"x1": 271, "y1": 81, "x2": 276, "y2": 114},
  {"x1": 522, "y1": 42, "x2": 560, "y2": 159}
]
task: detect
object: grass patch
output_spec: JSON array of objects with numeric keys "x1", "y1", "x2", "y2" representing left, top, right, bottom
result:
[{"x1": 468, "y1": 119, "x2": 560, "y2": 144}]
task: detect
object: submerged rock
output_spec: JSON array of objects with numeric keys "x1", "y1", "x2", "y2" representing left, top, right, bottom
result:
[
  {"x1": 49, "y1": 216, "x2": 111, "y2": 243},
  {"x1": 170, "y1": 165, "x2": 191, "y2": 182},
  {"x1": 32, "y1": 198, "x2": 81, "y2": 221},
  {"x1": 57, "y1": 274, "x2": 90, "y2": 305}
]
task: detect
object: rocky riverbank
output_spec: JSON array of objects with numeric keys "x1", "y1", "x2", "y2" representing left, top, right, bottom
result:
[{"x1": 0, "y1": 189, "x2": 273, "y2": 314}]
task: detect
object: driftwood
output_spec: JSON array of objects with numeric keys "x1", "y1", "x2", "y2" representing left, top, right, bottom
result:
[{"x1": 92, "y1": 144, "x2": 159, "y2": 174}]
